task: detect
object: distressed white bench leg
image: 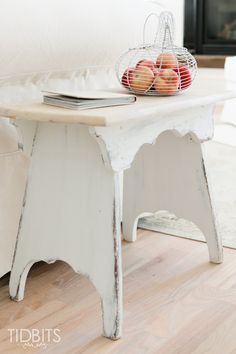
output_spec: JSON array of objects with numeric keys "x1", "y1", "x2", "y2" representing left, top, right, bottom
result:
[
  {"x1": 0, "y1": 121, "x2": 29, "y2": 277},
  {"x1": 123, "y1": 131, "x2": 223, "y2": 264},
  {"x1": 9, "y1": 122, "x2": 123, "y2": 340}
]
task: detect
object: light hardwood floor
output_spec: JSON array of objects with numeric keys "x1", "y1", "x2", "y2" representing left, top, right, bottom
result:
[{"x1": 1, "y1": 230, "x2": 236, "y2": 353}]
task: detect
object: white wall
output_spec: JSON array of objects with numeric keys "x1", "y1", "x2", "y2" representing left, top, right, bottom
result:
[{"x1": 166, "y1": 0, "x2": 184, "y2": 45}]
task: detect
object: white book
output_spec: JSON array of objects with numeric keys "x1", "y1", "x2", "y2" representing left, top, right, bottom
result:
[{"x1": 42, "y1": 90, "x2": 136, "y2": 110}]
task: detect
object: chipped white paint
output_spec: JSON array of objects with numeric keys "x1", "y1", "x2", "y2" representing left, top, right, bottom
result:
[
  {"x1": 9, "y1": 122, "x2": 122, "y2": 339},
  {"x1": 122, "y1": 131, "x2": 223, "y2": 263},
  {"x1": 93, "y1": 105, "x2": 215, "y2": 171},
  {"x1": 0, "y1": 121, "x2": 29, "y2": 278},
  {"x1": 1, "y1": 87, "x2": 235, "y2": 339}
]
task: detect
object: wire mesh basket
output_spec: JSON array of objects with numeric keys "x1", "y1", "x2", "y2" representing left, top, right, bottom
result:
[{"x1": 116, "y1": 11, "x2": 197, "y2": 96}]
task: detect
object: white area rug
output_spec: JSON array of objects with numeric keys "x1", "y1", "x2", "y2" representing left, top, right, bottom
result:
[
  {"x1": 214, "y1": 124, "x2": 236, "y2": 147},
  {"x1": 139, "y1": 126, "x2": 236, "y2": 249}
]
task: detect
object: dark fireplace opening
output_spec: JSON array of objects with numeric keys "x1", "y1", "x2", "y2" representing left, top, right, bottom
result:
[{"x1": 184, "y1": 0, "x2": 236, "y2": 55}]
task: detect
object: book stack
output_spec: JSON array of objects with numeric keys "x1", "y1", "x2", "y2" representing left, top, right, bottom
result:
[{"x1": 42, "y1": 90, "x2": 136, "y2": 110}]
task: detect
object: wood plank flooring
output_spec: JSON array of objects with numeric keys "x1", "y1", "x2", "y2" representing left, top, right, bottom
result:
[{"x1": 1, "y1": 230, "x2": 236, "y2": 353}]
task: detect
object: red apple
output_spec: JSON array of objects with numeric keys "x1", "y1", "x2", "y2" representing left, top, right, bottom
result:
[
  {"x1": 156, "y1": 53, "x2": 177, "y2": 69},
  {"x1": 154, "y1": 69, "x2": 179, "y2": 94},
  {"x1": 130, "y1": 66, "x2": 155, "y2": 92},
  {"x1": 173, "y1": 65, "x2": 192, "y2": 89},
  {"x1": 136, "y1": 59, "x2": 156, "y2": 72},
  {"x1": 121, "y1": 68, "x2": 134, "y2": 89}
]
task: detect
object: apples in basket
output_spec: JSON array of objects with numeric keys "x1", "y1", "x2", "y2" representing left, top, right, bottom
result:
[{"x1": 116, "y1": 12, "x2": 197, "y2": 96}]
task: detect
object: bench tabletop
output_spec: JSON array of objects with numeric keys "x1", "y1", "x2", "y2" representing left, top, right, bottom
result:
[{"x1": 0, "y1": 85, "x2": 235, "y2": 127}]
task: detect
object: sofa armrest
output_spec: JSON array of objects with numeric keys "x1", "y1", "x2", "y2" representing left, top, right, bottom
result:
[{"x1": 0, "y1": 119, "x2": 20, "y2": 154}]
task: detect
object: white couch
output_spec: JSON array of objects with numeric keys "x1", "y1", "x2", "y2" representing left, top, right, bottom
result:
[{"x1": 1, "y1": 0, "x2": 172, "y2": 277}]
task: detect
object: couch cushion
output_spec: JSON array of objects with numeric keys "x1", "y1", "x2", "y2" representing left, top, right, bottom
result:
[{"x1": 0, "y1": 121, "x2": 19, "y2": 153}]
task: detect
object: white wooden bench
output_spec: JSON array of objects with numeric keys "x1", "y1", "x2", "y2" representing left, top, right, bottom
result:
[
  {"x1": 0, "y1": 80, "x2": 235, "y2": 339},
  {"x1": 0, "y1": 0, "x2": 235, "y2": 340}
]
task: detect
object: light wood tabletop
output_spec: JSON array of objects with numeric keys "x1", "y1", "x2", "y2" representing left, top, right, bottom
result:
[{"x1": 0, "y1": 83, "x2": 235, "y2": 127}]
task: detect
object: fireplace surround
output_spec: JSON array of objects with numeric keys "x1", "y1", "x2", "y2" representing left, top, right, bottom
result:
[{"x1": 184, "y1": 0, "x2": 236, "y2": 55}]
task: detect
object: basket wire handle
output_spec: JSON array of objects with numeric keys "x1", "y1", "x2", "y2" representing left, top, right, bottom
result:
[
  {"x1": 142, "y1": 13, "x2": 160, "y2": 45},
  {"x1": 142, "y1": 11, "x2": 175, "y2": 47},
  {"x1": 157, "y1": 11, "x2": 175, "y2": 47}
]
